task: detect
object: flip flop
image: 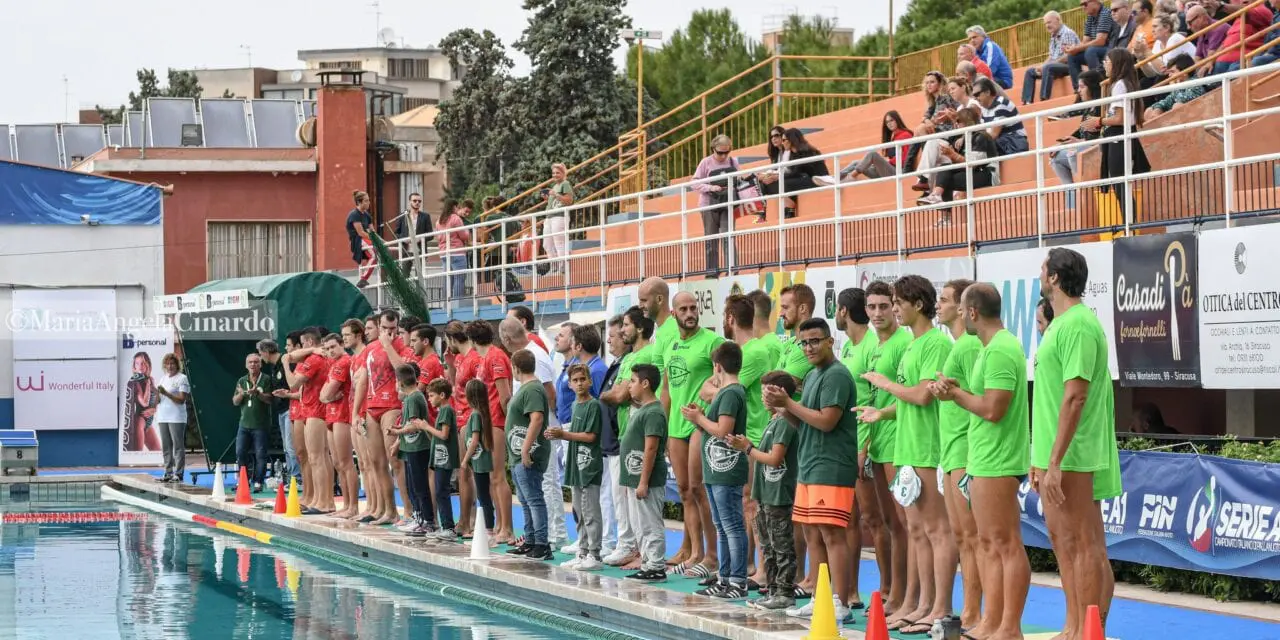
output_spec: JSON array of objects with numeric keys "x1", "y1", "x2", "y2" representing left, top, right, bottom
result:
[
  {"x1": 667, "y1": 562, "x2": 689, "y2": 576},
  {"x1": 746, "y1": 579, "x2": 762, "y2": 591},
  {"x1": 900, "y1": 621, "x2": 934, "y2": 635},
  {"x1": 357, "y1": 515, "x2": 375, "y2": 523},
  {"x1": 847, "y1": 600, "x2": 866, "y2": 610},
  {"x1": 685, "y1": 564, "x2": 713, "y2": 579},
  {"x1": 793, "y1": 586, "x2": 813, "y2": 599},
  {"x1": 887, "y1": 618, "x2": 917, "y2": 631}
]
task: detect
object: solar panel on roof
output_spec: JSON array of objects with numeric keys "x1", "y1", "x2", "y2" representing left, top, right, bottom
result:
[
  {"x1": 146, "y1": 97, "x2": 197, "y2": 147},
  {"x1": 126, "y1": 112, "x2": 144, "y2": 147},
  {"x1": 107, "y1": 124, "x2": 124, "y2": 147},
  {"x1": 61, "y1": 124, "x2": 106, "y2": 164},
  {"x1": 200, "y1": 99, "x2": 252, "y2": 148},
  {"x1": 0, "y1": 125, "x2": 12, "y2": 161},
  {"x1": 14, "y1": 125, "x2": 61, "y2": 168},
  {"x1": 250, "y1": 99, "x2": 303, "y2": 148}
]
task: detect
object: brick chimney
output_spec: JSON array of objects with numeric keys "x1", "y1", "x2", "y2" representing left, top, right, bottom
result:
[{"x1": 315, "y1": 70, "x2": 368, "y2": 273}]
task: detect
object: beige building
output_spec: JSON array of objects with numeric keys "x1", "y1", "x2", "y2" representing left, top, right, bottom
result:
[{"x1": 760, "y1": 13, "x2": 856, "y2": 53}]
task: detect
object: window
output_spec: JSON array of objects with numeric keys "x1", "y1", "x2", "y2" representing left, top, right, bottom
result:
[
  {"x1": 404, "y1": 97, "x2": 434, "y2": 110},
  {"x1": 207, "y1": 221, "x2": 311, "y2": 280},
  {"x1": 388, "y1": 58, "x2": 433, "y2": 80},
  {"x1": 318, "y1": 60, "x2": 362, "y2": 70}
]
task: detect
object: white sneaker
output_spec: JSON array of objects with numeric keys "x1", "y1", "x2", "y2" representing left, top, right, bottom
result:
[
  {"x1": 834, "y1": 603, "x2": 852, "y2": 625},
  {"x1": 917, "y1": 193, "x2": 943, "y2": 206},
  {"x1": 784, "y1": 599, "x2": 816, "y2": 618},
  {"x1": 560, "y1": 541, "x2": 580, "y2": 555},
  {"x1": 396, "y1": 520, "x2": 419, "y2": 532},
  {"x1": 560, "y1": 556, "x2": 583, "y2": 569},
  {"x1": 576, "y1": 557, "x2": 604, "y2": 571},
  {"x1": 602, "y1": 548, "x2": 634, "y2": 566}
]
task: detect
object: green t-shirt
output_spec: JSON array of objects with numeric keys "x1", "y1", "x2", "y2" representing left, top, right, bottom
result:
[
  {"x1": 651, "y1": 316, "x2": 680, "y2": 373},
  {"x1": 236, "y1": 374, "x2": 273, "y2": 430},
  {"x1": 865, "y1": 328, "x2": 912, "y2": 463},
  {"x1": 1032, "y1": 304, "x2": 1119, "y2": 489},
  {"x1": 547, "y1": 179, "x2": 573, "y2": 211},
  {"x1": 464, "y1": 412, "x2": 493, "y2": 474},
  {"x1": 506, "y1": 382, "x2": 551, "y2": 472},
  {"x1": 702, "y1": 383, "x2": 749, "y2": 486},
  {"x1": 893, "y1": 328, "x2": 952, "y2": 469},
  {"x1": 566, "y1": 398, "x2": 604, "y2": 487},
  {"x1": 619, "y1": 400, "x2": 668, "y2": 489},
  {"x1": 840, "y1": 330, "x2": 877, "y2": 451},
  {"x1": 796, "y1": 361, "x2": 859, "y2": 487},
  {"x1": 777, "y1": 334, "x2": 814, "y2": 385},
  {"x1": 967, "y1": 330, "x2": 1030, "y2": 478},
  {"x1": 940, "y1": 333, "x2": 983, "y2": 473},
  {"x1": 664, "y1": 328, "x2": 724, "y2": 439},
  {"x1": 431, "y1": 404, "x2": 460, "y2": 469},
  {"x1": 399, "y1": 390, "x2": 430, "y2": 454},
  {"x1": 615, "y1": 342, "x2": 659, "y2": 437},
  {"x1": 757, "y1": 331, "x2": 783, "y2": 369},
  {"x1": 753, "y1": 415, "x2": 798, "y2": 507},
  {"x1": 740, "y1": 337, "x2": 772, "y2": 446}
]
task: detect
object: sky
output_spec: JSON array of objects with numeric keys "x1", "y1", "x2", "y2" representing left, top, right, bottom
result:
[{"x1": 0, "y1": 0, "x2": 895, "y2": 125}]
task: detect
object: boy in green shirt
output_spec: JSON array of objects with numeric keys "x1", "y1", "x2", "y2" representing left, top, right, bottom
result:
[
  {"x1": 505, "y1": 349, "x2": 553, "y2": 561},
  {"x1": 731, "y1": 370, "x2": 798, "y2": 611},
  {"x1": 387, "y1": 364, "x2": 437, "y2": 537},
  {"x1": 547, "y1": 364, "x2": 605, "y2": 571},
  {"x1": 620, "y1": 363, "x2": 668, "y2": 583},
  {"x1": 682, "y1": 342, "x2": 750, "y2": 600},
  {"x1": 420, "y1": 379, "x2": 460, "y2": 540},
  {"x1": 233, "y1": 353, "x2": 274, "y2": 492}
]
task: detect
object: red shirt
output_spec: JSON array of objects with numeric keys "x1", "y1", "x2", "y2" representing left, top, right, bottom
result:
[
  {"x1": 413, "y1": 352, "x2": 446, "y2": 422},
  {"x1": 529, "y1": 333, "x2": 548, "y2": 353},
  {"x1": 365, "y1": 336, "x2": 412, "y2": 410},
  {"x1": 451, "y1": 349, "x2": 482, "y2": 425},
  {"x1": 478, "y1": 347, "x2": 512, "y2": 428},
  {"x1": 973, "y1": 57, "x2": 993, "y2": 82},
  {"x1": 296, "y1": 353, "x2": 330, "y2": 420},
  {"x1": 324, "y1": 353, "x2": 352, "y2": 423}
]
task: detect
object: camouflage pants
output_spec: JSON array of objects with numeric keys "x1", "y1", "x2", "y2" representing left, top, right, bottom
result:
[{"x1": 756, "y1": 504, "x2": 797, "y2": 594}]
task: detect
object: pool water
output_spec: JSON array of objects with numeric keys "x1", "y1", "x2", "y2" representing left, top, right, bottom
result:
[{"x1": 0, "y1": 503, "x2": 590, "y2": 640}]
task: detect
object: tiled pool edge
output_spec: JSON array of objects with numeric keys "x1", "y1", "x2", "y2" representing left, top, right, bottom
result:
[{"x1": 109, "y1": 474, "x2": 822, "y2": 640}]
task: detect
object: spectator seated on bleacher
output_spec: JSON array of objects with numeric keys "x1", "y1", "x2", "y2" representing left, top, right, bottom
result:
[
  {"x1": 756, "y1": 128, "x2": 828, "y2": 219},
  {"x1": 915, "y1": 107, "x2": 1000, "y2": 225},
  {"x1": 957, "y1": 44, "x2": 996, "y2": 84},
  {"x1": 912, "y1": 75, "x2": 980, "y2": 193},
  {"x1": 1135, "y1": 13, "x2": 1198, "y2": 91},
  {"x1": 1187, "y1": 5, "x2": 1231, "y2": 70},
  {"x1": 1069, "y1": 0, "x2": 1116, "y2": 85},
  {"x1": 1023, "y1": 11, "x2": 1081, "y2": 105},
  {"x1": 1210, "y1": 1, "x2": 1276, "y2": 74},
  {"x1": 973, "y1": 77, "x2": 1030, "y2": 157},
  {"x1": 1109, "y1": 0, "x2": 1141, "y2": 52},
  {"x1": 826, "y1": 111, "x2": 913, "y2": 183},
  {"x1": 905, "y1": 71, "x2": 960, "y2": 170},
  {"x1": 1049, "y1": 70, "x2": 1106, "y2": 186},
  {"x1": 1130, "y1": 0, "x2": 1158, "y2": 53},
  {"x1": 1254, "y1": 0, "x2": 1280, "y2": 67},
  {"x1": 967, "y1": 25, "x2": 1015, "y2": 89},
  {"x1": 1145, "y1": 54, "x2": 1210, "y2": 118}
]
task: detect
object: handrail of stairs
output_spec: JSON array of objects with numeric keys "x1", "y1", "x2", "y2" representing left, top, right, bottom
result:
[{"x1": 1147, "y1": 0, "x2": 1273, "y2": 87}]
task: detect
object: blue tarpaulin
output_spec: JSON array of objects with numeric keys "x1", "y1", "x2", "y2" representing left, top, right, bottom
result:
[{"x1": 0, "y1": 160, "x2": 161, "y2": 225}]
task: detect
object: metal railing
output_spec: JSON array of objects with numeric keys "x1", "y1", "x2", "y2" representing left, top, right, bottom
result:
[{"x1": 372, "y1": 62, "x2": 1280, "y2": 314}]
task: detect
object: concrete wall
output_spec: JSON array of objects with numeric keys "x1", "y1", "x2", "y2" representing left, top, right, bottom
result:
[{"x1": 0, "y1": 224, "x2": 163, "y2": 466}]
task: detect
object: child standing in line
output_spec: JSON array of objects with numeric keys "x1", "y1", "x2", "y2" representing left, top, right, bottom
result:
[
  {"x1": 505, "y1": 349, "x2": 554, "y2": 561},
  {"x1": 620, "y1": 363, "x2": 668, "y2": 583},
  {"x1": 547, "y1": 364, "x2": 605, "y2": 571},
  {"x1": 390, "y1": 364, "x2": 436, "y2": 537},
  {"x1": 421, "y1": 379, "x2": 460, "y2": 540},
  {"x1": 681, "y1": 342, "x2": 750, "y2": 600},
  {"x1": 461, "y1": 379, "x2": 497, "y2": 541},
  {"x1": 732, "y1": 371, "x2": 799, "y2": 611}
]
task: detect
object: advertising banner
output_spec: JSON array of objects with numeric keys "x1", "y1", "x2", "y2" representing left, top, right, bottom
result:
[
  {"x1": 976, "y1": 243, "x2": 1118, "y2": 380},
  {"x1": 1113, "y1": 233, "x2": 1201, "y2": 387},
  {"x1": 1019, "y1": 450, "x2": 1280, "y2": 580},
  {"x1": 11, "y1": 288, "x2": 118, "y2": 360},
  {"x1": 152, "y1": 294, "x2": 198, "y2": 317},
  {"x1": 808, "y1": 266, "x2": 859, "y2": 349},
  {"x1": 195, "y1": 289, "x2": 250, "y2": 312},
  {"x1": 118, "y1": 327, "x2": 177, "y2": 466},
  {"x1": 1198, "y1": 225, "x2": 1280, "y2": 389},
  {"x1": 604, "y1": 284, "x2": 640, "y2": 317},
  {"x1": 13, "y1": 359, "x2": 118, "y2": 430},
  {"x1": 677, "y1": 279, "x2": 723, "y2": 332}
]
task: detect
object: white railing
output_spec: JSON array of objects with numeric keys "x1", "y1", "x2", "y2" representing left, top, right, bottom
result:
[{"x1": 371, "y1": 62, "x2": 1280, "y2": 313}]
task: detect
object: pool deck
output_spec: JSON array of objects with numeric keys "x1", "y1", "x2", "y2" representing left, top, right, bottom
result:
[{"x1": 107, "y1": 473, "x2": 819, "y2": 640}]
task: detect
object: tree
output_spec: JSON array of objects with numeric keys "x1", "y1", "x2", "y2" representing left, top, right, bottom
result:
[
  {"x1": 628, "y1": 9, "x2": 765, "y2": 115},
  {"x1": 96, "y1": 68, "x2": 205, "y2": 124},
  {"x1": 885, "y1": 0, "x2": 1077, "y2": 59},
  {"x1": 435, "y1": 28, "x2": 518, "y2": 199}
]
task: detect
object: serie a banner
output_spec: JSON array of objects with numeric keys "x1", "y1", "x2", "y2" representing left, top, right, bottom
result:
[{"x1": 1019, "y1": 450, "x2": 1280, "y2": 580}]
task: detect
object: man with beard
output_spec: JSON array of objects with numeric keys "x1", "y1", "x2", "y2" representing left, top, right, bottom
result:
[
  {"x1": 776, "y1": 284, "x2": 817, "y2": 389},
  {"x1": 344, "y1": 320, "x2": 379, "y2": 521},
  {"x1": 320, "y1": 332, "x2": 359, "y2": 518},
  {"x1": 661, "y1": 291, "x2": 725, "y2": 578},
  {"x1": 599, "y1": 306, "x2": 656, "y2": 568},
  {"x1": 363, "y1": 310, "x2": 414, "y2": 525}
]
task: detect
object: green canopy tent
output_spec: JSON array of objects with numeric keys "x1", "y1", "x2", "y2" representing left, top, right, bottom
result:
[{"x1": 184, "y1": 272, "x2": 372, "y2": 468}]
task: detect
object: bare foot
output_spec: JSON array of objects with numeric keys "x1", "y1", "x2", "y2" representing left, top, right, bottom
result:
[
  {"x1": 666, "y1": 550, "x2": 691, "y2": 566},
  {"x1": 372, "y1": 512, "x2": 398, "y2": 525},
  {"x1": 621, "y1": 558, "x2": 643, "y2": 570}
]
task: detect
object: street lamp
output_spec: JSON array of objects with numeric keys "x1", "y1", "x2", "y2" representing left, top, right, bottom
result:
[{"x1": 620, "y1": 28, "x2": 663, "y2": 130}]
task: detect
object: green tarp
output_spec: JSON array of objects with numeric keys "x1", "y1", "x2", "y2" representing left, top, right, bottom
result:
[{"x1": 185, "y1": 272, "x2": 373, "y2": 467}]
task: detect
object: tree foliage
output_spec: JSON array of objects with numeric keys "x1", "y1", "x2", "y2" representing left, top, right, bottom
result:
[
  {"x1": 890, "y1": 0, "x2": 1076, "y2": 55},
  {"x1": 627, "y1": 9, "x2": 766, "y2": 115},
  {"x1": 435, "y1": 28, "x2": 517, "y2": 198},
  {"x1": 96, "y1": 68, "x2": 205, "y2": 125}
]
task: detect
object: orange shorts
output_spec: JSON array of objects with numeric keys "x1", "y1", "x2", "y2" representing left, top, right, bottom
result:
[{"x1": 792, "y1": 483, "x2": 856, "y2": 527}]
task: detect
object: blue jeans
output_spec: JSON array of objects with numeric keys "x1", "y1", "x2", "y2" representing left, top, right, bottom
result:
[
  {"x1": 1023, "y1": 62, "x2": 1070, "y2": 103},
  {"x1": 1068, "y1": 47, "x2": 1108, "y2": 88},
  {"x1": 442, "y1": 255, "x2": 468, "y2": 301},
  {"x1": 236, "y1": 425, "x2": 269, "y2": 485},
  {"x1": 707, "y1": 484, "x2": 748, "y2": 586},
  {"x1": 277, "y1": 412, "x2": 300, "y2": 481},
  {"x1": 513, "y1": 464, "x2": 548, "y2": 545},
  {"x1": 1255, "y1": 53, "x2": 1279, "y2": 67}
]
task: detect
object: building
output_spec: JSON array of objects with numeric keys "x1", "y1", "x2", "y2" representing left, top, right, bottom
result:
[{"x1": 760, "y1": 13, "x2": 856, "y2": 53}]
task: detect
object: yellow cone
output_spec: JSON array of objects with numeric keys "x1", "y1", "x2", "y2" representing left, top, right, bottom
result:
[
  {"x1": 286, "y1": 566, "x2": 300, "y2": 597},
  {"x1": 285, "y1": 478, "x2": 302, "y2": 518},
  {"x1": 803, "y1": 563, "x2": 843, "y2": 640}
]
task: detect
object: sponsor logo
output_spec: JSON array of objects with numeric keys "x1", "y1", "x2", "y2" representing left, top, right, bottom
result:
[
  {"x1": 1099, "y1": 492, "x2": 1128, "y2": 536},
  {"x1": 1138, "y1": 493, "x2": 1179, "y2": 539},
  {"x1": 667, "y1": 354, "x2": 690, "y2": 388},
  {"x1": 704, "y1": 437, "x2": 741, "y2": 473},
  {"x1": 1234, "y1": 241, "x2": 1247, "y2": 275},
  {"x1": 403, "y1": 432, "x2": 421, "y2": 444},
  {"x1": 763, "y1": 461, "x2": 786, "y2": 483},
  {"x1": 576, "y1": 445, "x2": 594, "y2": 471},
  {"x1": 1185, "y1": 475, "x2": 1280, "y2": 554},
  {"x1": 434, "y1": 444, "x2": 449, "y2": 467},
  {"x1": 1185, "y1": 476, "x2": 1217, "y2": 553},
  {"x1": 15, "y1": 372, "x2": 114, "y2": 393},
  {"x1": 625, "y1": 450, "x2": 644, "y2": 476},
  {"x1": 1017, "y1": 479, "x2": 1044, "y2": 518},
  {"x1": 121, "y1": 333, "x2": 167, "y2": 349},
  {"x1": 508, "y1": 426, "x2": 527, "y2": 453}
]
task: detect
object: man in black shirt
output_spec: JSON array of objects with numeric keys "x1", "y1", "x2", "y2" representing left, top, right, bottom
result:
[{"x1": 257, "y1": 339, "x2": 299, "y2": 483}]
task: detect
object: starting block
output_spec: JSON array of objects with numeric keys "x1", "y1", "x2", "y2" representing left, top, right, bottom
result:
[{"x1": 0, "y1": 430, "x2": 38, "y2": 476}]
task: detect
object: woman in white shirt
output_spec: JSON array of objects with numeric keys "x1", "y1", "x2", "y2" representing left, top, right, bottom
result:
[
  {"x1": 1135, "y1": 15, "x2": 1196, "y2": 89},
  {"x1": 155, "y1": 353, "x2": 191, "y2": 483},
  {"x1": 1086, "y1": 49, "x2": 1151, "y2": 217}
]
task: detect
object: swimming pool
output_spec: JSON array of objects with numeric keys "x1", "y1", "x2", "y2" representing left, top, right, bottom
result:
[{"x1": 0, "y1": 499, "x2": 598, "y2": 640}]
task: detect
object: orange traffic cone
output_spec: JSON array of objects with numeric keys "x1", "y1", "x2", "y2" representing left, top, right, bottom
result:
[
  {"x1": 273, "y1": 481, "x2": 288, "y2": 514},
  {"x1": 864, "y1": 591, "x2": 888, "y2": 640},
  {"x1": 1084, "y1": 605, "x2": 1105, "y2": 640},
  {"x1": 234, "y1": 468, "x2": 253, "y2": 505},
  {"x1": 237, "y1": 547, "x2": 251, "y2": 583}
]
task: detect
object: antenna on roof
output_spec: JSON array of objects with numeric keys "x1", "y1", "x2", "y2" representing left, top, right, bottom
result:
[{"x1": 379, "y1": 27, "x2": 398, "y2": 47}]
